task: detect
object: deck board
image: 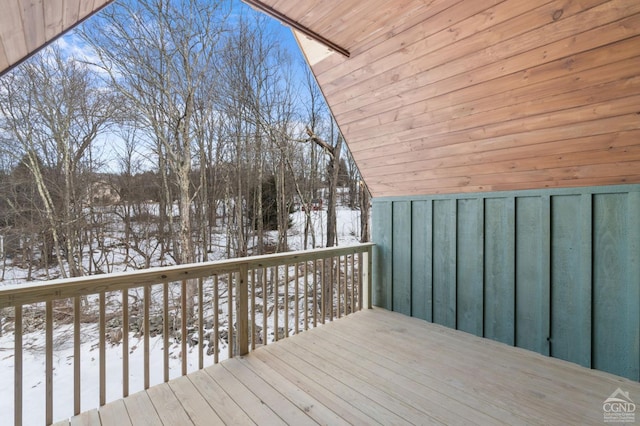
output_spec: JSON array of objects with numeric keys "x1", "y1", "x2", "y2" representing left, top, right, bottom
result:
[{"x1": 69, "y1": 308, "x2": 640, "y2": 425}]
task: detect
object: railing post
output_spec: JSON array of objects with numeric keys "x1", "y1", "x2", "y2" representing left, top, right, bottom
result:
[
  {"x1": 363, "y1": 246, "x2": 372, "y2": 309},
  {"x1": 237, "y1": 264, "x2": 249, "y2": 356}
]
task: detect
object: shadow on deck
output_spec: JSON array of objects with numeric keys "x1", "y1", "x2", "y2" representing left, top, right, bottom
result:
[{"x1": 59, "y1": 308, "x2": 640, "y2": 425}]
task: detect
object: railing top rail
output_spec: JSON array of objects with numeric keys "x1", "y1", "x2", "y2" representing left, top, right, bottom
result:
[{"x1": 0, "y1": 243, "x2": 374, "y2": 308}]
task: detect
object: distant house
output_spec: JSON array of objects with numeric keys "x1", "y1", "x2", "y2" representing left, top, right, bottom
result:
[{"x1": 86, "y1": 180, "x2": 120, "y2": 206}]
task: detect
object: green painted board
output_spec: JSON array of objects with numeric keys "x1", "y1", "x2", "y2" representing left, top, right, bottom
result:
[
  {"x1": 372, "y1": 201, "x2": 392, "y2": 310},
  {"x1": 484, "y1": 197, "x2": 515, "y2": 345},
  {"x1": 432, "y1": 199, "x2": 456, "y2": 328},
  {"x1": 515, "y1": 196, "x2": 550, "y2": 356},
  {"x1": 550, "y1": 194, "x2": 591, "y2": 368},
  {"x1": 411, "y1": 200, "x2": 432, "y2": 321},
  {"x1": 629, "y1": 191, "x2": 640, "y2": 381},
  {"x1": 371, "y1": 184, "x2": 640, "y2": 381},
  {"x1": 593, "y1": 193, "x2": 639, "y2": 380},
  {"x1": 392, "y1": 201, "x2": 411, "y2": 315},
  {"x1": 456, "y1": 198, "x2": 483, "y2": 337}
]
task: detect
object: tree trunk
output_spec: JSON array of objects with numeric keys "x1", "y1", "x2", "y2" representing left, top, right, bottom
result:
[
  {"x1": 360, "y1": 182, "x2": 371, "y2": 243},
  {"x1": 326, "y1": 134, "x2": 343, "y2": 248}
]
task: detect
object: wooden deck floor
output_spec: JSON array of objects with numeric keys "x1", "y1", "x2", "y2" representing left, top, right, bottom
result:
[{"x1": 62, "y1": 308, "x2": 640, "y2": 425}]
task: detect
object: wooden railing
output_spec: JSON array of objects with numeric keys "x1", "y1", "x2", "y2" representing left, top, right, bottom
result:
[{"x1": 0, "y1": 243, "x2": 373, "y2": 426}]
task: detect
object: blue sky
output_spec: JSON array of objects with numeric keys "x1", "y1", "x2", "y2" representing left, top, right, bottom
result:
[{"x1": 51, "y1": 0, "x2": 317, "y2": 173}]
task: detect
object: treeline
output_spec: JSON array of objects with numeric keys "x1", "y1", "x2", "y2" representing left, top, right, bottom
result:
[{"x1": 0, "y1": 0, "x2": 369, "y2": 281}]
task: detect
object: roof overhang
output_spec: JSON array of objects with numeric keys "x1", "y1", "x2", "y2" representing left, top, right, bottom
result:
[
  {"x1": 0, "y1": 0, "x2": 113, "y2": 77},
  {"x1": 250, "y1": 0, "x2": 640, "y2": 197}
]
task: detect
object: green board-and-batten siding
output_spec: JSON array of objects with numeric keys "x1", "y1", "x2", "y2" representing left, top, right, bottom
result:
[{"x1": 372, "y1": 184, "x2": 640, "y2": 381}]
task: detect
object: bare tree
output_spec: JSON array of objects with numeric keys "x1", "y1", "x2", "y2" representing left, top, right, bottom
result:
[
  {"x1": 82, "y1": 0, "x2": 231, "y2": 315},
  {"x1": 0, "y1": 46, "x2": 115, "y2": 277},
  {"x1": 305, "y1": 126, "x2": 343, "y2": 248}
]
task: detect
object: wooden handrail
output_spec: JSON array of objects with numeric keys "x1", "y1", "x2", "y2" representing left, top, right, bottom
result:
[
  {"x1": 0, "y1": 243, "x2": 374, "y2": 426},
  {"x1": 0, "y1": 243, "x2": 374, "y2": 308}
]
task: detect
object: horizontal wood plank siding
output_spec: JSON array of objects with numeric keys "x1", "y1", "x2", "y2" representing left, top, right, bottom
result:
[
  {"x1": 252, "y1": 0, "x2": 640, "y2": 197},
  {"x1": 1, "y1": 0, "x2": 112, "y2": 76},
  {"x1": 372, "y1": 184, "x2": 640, "y2": 381}
]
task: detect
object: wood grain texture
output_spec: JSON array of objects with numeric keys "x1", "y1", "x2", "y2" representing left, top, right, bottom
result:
[
  {"x1": 432, "y1": 199, "x2": 456, "y2": 328},
  {"x1": 1, "y1": 0, "x2": 112, "y2": 75},
  {"x1": 515, "y1": 196, "x2": 551, "y2": 356},
  {"x1": 372, "y1": 184, "x2": 640, "y2": 381},
  {"x1": 484, "y1": 197, "x2": 516, "y2": 345},
  {"x1": 70, "y1": 308, "x2": 640, "y2": 425},
  {"x1": 371, "y1": 202, "x2": 392, "y2": 309},
  {"x1": 253, "y1": 0, "x2": 640, "y2": 197},
  {"x1": 593, "y1": 193, "x2": 640, "y2": 379},
  {"x1": 550, "y1": 194, "x2": 592, "y2": 368},
  {"x1": 455, "y1": 198, "x2": 483, "y2": 337},
  {"x1": 391, "y1": 201, "x2": 411, "y2": 315},
  {"x1": 410, "y1": 200, "x2": 432, "y2": 321}
]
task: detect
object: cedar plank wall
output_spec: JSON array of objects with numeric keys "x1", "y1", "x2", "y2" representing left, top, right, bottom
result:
[
  {"x1": 292, "y1": 0, "x2": 640, "y2": 198},
  {"x1": 0, "y1": 0, "x2": 112, "y2": 75}
]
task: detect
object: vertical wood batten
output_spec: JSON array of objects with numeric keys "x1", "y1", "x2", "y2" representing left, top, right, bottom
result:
[
  {"x1": 214, "y1": 275, "x2": 219, "y2": 364},
  {"x1": 143, "y1": 286, "x2": 150, "y2": 390},
  {"x1": 320, "y1": 259, "x2": 325, "y2": 324},
  {"x1": 329, "y1": 257, "x2": 335, "y2": 321},
  {"x1": 338, "y1": 256, "x2": 343, "y2": 317},
  {"x1": 273, "y1": 266, "x2": 279, "y2": 339},
  {"x1": 483, "y1": 197, "x2": 515, "y2": 345},
  {"x1": 629, "y1": 191, "x2": 640, "y2": 380},
  {"x1": 163, "y1": 282, "x2": 169, "y2": 382},
  {"x1": 433, "y1": 199, "x2": 457, "y2": 328},
  {"x1": 251, "y1": 269, "x2": 256, "y2": 350},
  {"x1": 261, "y1": 269, "x2": 267, "y2": 346},
  {"x1": 515, "y1": 196, "x2": 550, "y2": 355},
  {"x1": 198, "y1": 277, "x2": 204, "y2": 370},
  {"x1": 122, "y1": 289, "x2": 129, "y2": 397},
  {"x1": 594, "y1": 191, "x2": 640, "y2": 379},
  {"x1": 350, "y1": 254, "x2": 356, "y2": 314},
  {"x1": 411, "y1": 200, "x2": 432, "y2": 321},
  {"x1": 372, "y1": 201, "x2": 392, "y2": 309},
  {"x1": 45, "y1": 301, "x2": 53, "y2": 425},
  {"x1": 313, "y1": 259, "x2": 318, "y2": 326},
  {"x1": 456, "y1": 198, "x2": 484, "y2": 337},
  {"x1": 237, "y1": 265, "x2": 249, "y2": 356},
  {"x1": 294, "y1": 263, "x2": 299, "y2": 333},
  {"x1": 550, "y1": 194, "x2": 592, "y2": 367},
  {"x1": 181, "y1": 280, "x2": 187, "y2": 376},
  {"x1": 227, "y1": 272, "x2": 233, "y2": 358},
  {"x1": 284, "y1": 265, "x2": 289, "y2": 337},
  {"x1": 99, "y1": 292, "x2": 106, "y2": 404},
  {"x1": 14, "y1": 305, "x2": 22, "y2": 426},
  {"x1": 343, "y1": 256, "x2": 348, "y2": 315},
  {"x1": 303, "y1": 261, "x2": 309, "y2": 330},
  {"x1": 74, "y1": 296, "x2": 81, "y2": 414},
  {"x1": 580, "y1": 193, "x2": 594, "y2": 368},
  {"x1": 364, "y1": 247, "x2": 372, "y2": 309},
  {"x1": 392, "y1": 201, "x2": 411, "y2": 315}
]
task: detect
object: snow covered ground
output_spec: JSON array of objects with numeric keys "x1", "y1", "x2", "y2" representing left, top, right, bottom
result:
[{"x1": 0, "y1": 206, "x2": 363, "y2": 425}]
